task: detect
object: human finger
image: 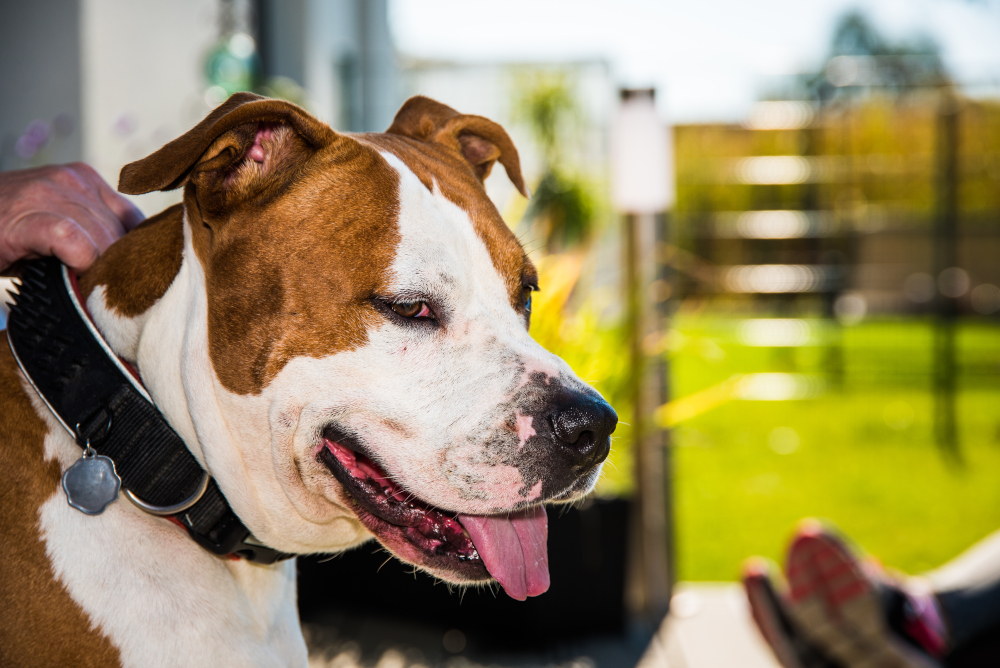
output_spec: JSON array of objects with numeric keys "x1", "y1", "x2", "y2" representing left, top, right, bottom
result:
[
  {"x1": 67, "y1": 162, "x2": 145, "y2": 231},
  {"x1": 1, "y1": 212, "x2": 100, "y2": 274},
  {"x1": 13, "y1": 164, "x2": 127, "y2": 253}
]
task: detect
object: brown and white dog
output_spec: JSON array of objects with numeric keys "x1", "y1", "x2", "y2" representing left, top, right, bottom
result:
[{"x1": 0, "y1": 93, "x2": 616, "y2": 667}]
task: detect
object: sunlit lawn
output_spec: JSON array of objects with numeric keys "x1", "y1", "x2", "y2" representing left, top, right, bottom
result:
[{"x1": 669, "y1": 317, "x2": 1000, "y2": 581}]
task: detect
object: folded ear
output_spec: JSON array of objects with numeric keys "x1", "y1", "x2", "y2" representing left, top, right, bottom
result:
[
  {"x1": 386, "y1": 96, "x2": 528, "y2": 197},
  {"x1": 118, "y1": 92, "x2": 337, "y2": 199}
]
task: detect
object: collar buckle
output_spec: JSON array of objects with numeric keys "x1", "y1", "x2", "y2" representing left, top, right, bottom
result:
[{"x1": 124, "y1": 471, "x2": 209, "y2": 516}]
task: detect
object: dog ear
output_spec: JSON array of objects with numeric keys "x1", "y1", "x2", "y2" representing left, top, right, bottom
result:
[
  {"x1": 118, "y1": 92, "x2": 337, "y2": 204},
  {"x1": 386, "y1": 96, "x2": 529, "y2": 197}
]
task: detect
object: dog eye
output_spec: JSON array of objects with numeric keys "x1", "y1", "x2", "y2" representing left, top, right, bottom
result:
[
  {"x1": 391, "y1": 301, "x2": 431, "y2": 319},
  {"x1": 522, "y1": 286, "x2": 534, "y2": 313}
]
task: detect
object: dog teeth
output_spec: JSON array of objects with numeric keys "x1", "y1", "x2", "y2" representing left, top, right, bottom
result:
[{"x1": 324, "y1": 439, "x2": 480, "y2": 562}]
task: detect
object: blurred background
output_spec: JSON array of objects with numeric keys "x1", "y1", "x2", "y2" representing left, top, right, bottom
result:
[{"x1": 3, "y1": 0, "x2": 1000, "y2": 666}]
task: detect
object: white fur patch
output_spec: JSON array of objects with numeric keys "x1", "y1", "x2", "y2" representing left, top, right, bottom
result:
[
  {"x1": 85, "y1": 284, "x2": 145, "y2": 364},
  {"x1": 26, "y1": 379, "x2": 307, "y2": 668}
]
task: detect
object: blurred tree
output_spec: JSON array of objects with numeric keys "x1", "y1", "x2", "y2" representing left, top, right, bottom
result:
[
  {"x1": 203, "y1": 0, "x2": 307, "y2": 108},
  {"x1": 514, "y1": 72, "x2": 598, "y2": 253},
  {"x1": 795, "y1": 10, "x2": 951, "y2": 105}
]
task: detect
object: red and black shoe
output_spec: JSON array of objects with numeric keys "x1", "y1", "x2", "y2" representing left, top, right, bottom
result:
[
  {"x1": 784, "y1": 520, "x2": 945, "y2": 668},
  {"x1": 743, "y1": 556, "x2": 843, "y2": 668}
]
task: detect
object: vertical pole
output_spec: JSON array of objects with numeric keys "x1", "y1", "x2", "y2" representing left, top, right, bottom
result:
[
  {"x1": 613, "y1": 87, "x2": 674, "y2": 622},
  {"x1": 807, "y1": 105, "x2": 843, "y2": 387},
  {"x1": 654, "y1": 212, "x2": 677, "y2": 601},
  {"x1": 933, "y1": 94, "x2": 960, "y2": 459},
  {"x1": 624, "y1": 211, "x2": 672, "y2": 620}
]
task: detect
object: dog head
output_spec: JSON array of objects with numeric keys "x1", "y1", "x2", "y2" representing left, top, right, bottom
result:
[{"x1": 112, "y1": 93, "x2": 616, "y2": 599}]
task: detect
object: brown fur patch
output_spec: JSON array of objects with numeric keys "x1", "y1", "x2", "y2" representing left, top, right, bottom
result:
[
  {"x1": 79, "y1": 204, "x2": 184, "y2": 315},
  {"x1": 359, "y1": 133, "x2": 534, "y2": 310},
  {"x1": 114, "y1": 93, "x2": 402, "y2": 396},
  {"x1": 185, "y1": 132, "x2": 402, "y2": 395},
  {"x1": 0, "y1": 345, "x2": 122, "y2": 667},
  {"x1": 385, "y1": 96, "x2": 528, "y2": 197},
  {"x1": 118, "y1": 92, "x2": 335, "y2": 195}
]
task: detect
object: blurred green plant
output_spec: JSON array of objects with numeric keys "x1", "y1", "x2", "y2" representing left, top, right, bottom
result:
[
  {"x1": 514, "y1": 72, "x2": 575, "y2": 165},
  {"x1": 203, "y1": 31, "x2": 308, "y2": 109},
  {"x1": 510, "y1": 71, "x2": 629, "y2": 492},
  {"x1": 524, "y1": 12, "x2": 1000, "y2": 578},
  {"x1": 256, "y1": 75, "x2": 308, "y2": 108},
  {"x1": 205, "y1": 32, "x2": 262, "y2": 96},
  {"x1": 513, "y1": 72, "x2": 599, "y2": 252},
  {"x1": 529, "y1": 254, "x2": 634, "y2": 497},
  {"x1": 524, "y1": 170, "x2": 597, "y2": 251}
]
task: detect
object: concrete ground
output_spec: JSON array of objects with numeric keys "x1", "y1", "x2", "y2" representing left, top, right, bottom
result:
[
  {"x1": 307, "y1": 582, "x2": 781, "y2": 668},
  {"x1": 637, "y1": 583, "x2": 781, "y2": 668}
]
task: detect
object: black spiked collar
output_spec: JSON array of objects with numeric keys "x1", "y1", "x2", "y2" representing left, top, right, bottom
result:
[{"x1": 7, "y1": 258, "x2": 290, "y2": 564}]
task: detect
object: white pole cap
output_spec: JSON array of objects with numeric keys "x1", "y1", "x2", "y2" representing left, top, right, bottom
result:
[{"x1": 610, "y1": 88, "x2": 674, "y2": 214}]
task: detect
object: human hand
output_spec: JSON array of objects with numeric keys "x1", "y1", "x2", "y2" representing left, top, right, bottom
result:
[{"x1": 0, "y1": 163, "x2": 145, "y2": 274}]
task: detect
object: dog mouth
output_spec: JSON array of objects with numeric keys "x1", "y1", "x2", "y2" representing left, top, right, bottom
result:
[{"x1": 318, "y1": 427, "x2": 550, "y2": 601}]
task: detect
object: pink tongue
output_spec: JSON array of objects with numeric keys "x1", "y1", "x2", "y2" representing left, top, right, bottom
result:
[{"x1": 458, "y1": 506, "x2": 549, "y2": 601}]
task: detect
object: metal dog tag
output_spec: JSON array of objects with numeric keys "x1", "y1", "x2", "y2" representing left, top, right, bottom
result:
[{"x1": 62, "y1": 446, "x2": 121, "y2": 515}]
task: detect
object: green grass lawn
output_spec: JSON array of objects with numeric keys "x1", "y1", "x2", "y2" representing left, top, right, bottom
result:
[{"x1": 668, "y1": 317, "x2": 1000, "y2": 581}]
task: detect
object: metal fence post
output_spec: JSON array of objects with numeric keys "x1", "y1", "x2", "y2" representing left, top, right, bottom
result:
[{"x1": 933, "y1": 92, "x2": 961, "y2": 459}]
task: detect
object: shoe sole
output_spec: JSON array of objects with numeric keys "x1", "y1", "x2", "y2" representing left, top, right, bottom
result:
[
  {"x1": 785, "y1": 525, "x2": 939, "y2": 668},
  {"x1": 744, "y1": 562, "x2": 807, "y2": 668}
]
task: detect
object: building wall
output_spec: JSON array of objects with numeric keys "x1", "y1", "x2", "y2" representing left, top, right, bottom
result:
[
  {"x1": 81, "y1": 0, "x2": 220, "y2": 214},
  {"x1": 258, "y1": 0, "x2": 399, "y2": 132},
  {"x1": 0, "y1": 0, "x2": 83, "y2": 170},
  {"x1": 2, "y1": 0, "x2": 399, "y2": 216}
]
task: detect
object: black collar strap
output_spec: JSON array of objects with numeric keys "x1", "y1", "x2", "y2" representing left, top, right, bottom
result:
[{"x1": 7, "y1": 258, "x2": 291, "y2": 564}]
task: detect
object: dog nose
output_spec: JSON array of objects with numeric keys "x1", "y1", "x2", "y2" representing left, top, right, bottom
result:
[{"x1": 550, "y1": 395, "x2": 617, "y2": 468}]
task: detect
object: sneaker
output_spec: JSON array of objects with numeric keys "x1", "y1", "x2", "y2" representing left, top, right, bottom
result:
[
  {"x1": 743, "y1": 556, "x2": 843, "y2": 668},
  {"x1": 885, "y1": 576, "x2": 949, "y2": 660},
  {"x1": 784, "y1": 520, "x2": 943, "y2": 668}
]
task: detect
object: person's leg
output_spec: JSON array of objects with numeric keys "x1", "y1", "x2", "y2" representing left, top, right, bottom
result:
[
  {"x1": 783, "y1": 521, "x2": 943, "y2": 668},
  {"x1": 746, "y1": 522, "x2": 1000, "y2": 667},
  {"x1": 926, "y1": 529, "x2": 1000, "y2": 651},
  {"x1": 742, "y1": 557, "x2": 842, "y2": 668}
]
